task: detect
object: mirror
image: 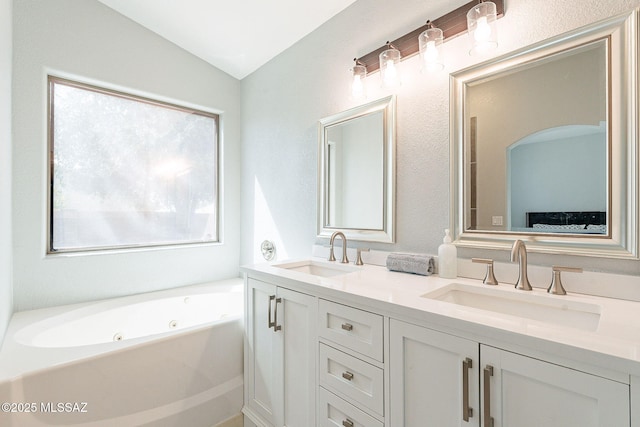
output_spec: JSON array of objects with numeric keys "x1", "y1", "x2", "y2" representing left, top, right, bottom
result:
[
  {"x1": 317, "y1": 96, "x2": 396, "y2": 243},
  {"x1": 451, "y1": 11, "x2": 638, "y2": 258}
]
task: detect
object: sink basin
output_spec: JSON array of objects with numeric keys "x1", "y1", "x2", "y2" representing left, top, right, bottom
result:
[
  {"x1": 273, "y1": 259, "x2": 359, "y2": 278},
  {"x1": 422, "y1": 283, "x2": 601, "y2": 332}
]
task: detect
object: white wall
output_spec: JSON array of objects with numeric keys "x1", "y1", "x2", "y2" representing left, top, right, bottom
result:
[
  {"x1": 510, "y1": 133, "x2": 606, "y2": 228},
  {"x1": 240, "y1": 0, "x2": 640, "y2": 275},
  {"x1": 0, "y1": 0, "x2": 13, "y2": 343},
  {"x1": 12, "y1": 0, "x2": 242, "y2": 311}
]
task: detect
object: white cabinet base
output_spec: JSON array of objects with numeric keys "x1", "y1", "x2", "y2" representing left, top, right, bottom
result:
[
  {"x1": 482, "y1": 345, "x2": 629, "y2": 427},
  {"x1": 389, "y1": 319, "x2": 479, "y2": 427},
  {"x1": 244, "y1": 278, "x2": 316, "y2": 427}
]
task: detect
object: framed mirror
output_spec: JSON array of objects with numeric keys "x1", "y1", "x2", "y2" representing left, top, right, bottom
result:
[
  {"x1": 450, "y1": 11, "x2": 638, "y2": 258},
  {"x1": 317, "y1": 95, "x2": 396, "y2": 243}
]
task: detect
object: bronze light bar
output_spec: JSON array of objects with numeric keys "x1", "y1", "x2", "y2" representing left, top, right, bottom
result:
[{"x1": 355, "y1": 0, "x2": 505, "y2": 74}]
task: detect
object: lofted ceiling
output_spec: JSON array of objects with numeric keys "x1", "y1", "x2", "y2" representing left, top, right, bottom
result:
[{"x1": 98, "y1": 0, "x2": 358, "y2": 80}]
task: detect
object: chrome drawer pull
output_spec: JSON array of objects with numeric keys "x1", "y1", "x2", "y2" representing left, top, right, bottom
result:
[
  {"x1": 342, "y1": 419, "x2": 354, "y2": 427},
  {"x1": 342, "y1": 371, "x2": 354, "y2": 381},
  {"x1": 462, "y1": 357, "x2": 473, "y2": 421},
  {"x1": 341, "y1": 323, "x2": 353, "y2": 331},
  {"x1": 273, "y1": 297, "x2": 282, "y2": 332},
  {"x1": 483, "y1": 365, "x2": 495, "y2": 427},
  {"x1": 268, "y1": 295, "x2": 276, "y2": 329}
]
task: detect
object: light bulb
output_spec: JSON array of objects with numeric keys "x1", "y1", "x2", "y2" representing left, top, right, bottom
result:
[
  {"x1": 467, "y1": 1, "x2": 498, "y2": 56},
  {"x1": 379, "y1": 47, "x2": 401, "y2": 88},
  {"x1": 383, "y1": 60, "x2": 398, "y2": 86},
  {"x1": 419, "y1": 26, "x2": 444, "y2": 73},
  {"x1": 424, "y1": 40, "x2": 439, "y2": 63},
  {"x1": 351, "y1": 74, "x2": 364, "y2": 98},
  {"x1": 474, "y1": 16, "x2": 492, "y2": 42}
]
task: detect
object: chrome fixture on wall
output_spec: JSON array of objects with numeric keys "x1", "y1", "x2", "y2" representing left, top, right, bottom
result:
[{"x1": 349, "y1": 0, "x2": 504, "y2": 93}]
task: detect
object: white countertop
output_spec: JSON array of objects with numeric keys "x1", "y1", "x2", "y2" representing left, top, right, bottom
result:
[{"x1": 243, "y1": 258, "x2": 640, "y2": 379}]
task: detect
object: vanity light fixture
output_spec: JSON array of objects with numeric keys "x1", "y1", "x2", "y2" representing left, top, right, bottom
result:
[
  {"x1": 419, "y1": 21, "x2": 444, "y2": 72},
  {"x1": 379, "y1": 42, "x2": 401, "y2": 88},
  {"x1": 350, "y1": 0, "x2": 504, "y2": 83},
  {"x1": 467, "y1": 1, "x2": 499, "y2": 55},
  {"x1": 351, "y1": 58, "x2": 367, "y2": 99}
]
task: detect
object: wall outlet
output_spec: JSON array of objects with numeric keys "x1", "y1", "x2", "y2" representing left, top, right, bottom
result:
[{"x1": 492, "y1": 216, "x2": 503, "y2": 226}]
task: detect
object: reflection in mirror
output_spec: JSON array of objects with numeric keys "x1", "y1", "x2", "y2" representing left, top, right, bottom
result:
[
  {"x1": 318, "y1": 96, "x2": 395, "y2": 243},
  {"x1": 467, "y1": 40, "x2": 607, "y2": 235},
  {"x1": 326, "y1": 111, "x2": 383, "y2": 229},
  {"x1": 451, "y1": 11, "x2": 638, "y2": 258},
  {"x1": 508, "y1": 123, "x2": 607, "y2": 233}
]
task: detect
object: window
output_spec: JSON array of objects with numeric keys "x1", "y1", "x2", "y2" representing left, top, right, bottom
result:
[{"x1": 48, "y1": 76, "x2": 219, "y2": 253}]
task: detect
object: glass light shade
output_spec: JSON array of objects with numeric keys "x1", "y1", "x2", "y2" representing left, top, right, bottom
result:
[
  {"x1": 351, "y1": 64, "x2": 367, "y2": 99},
  {"x1": 466, "y1": 1, "x2": 498, "y2": 55},
  {"x1": 379, "y1": 48, "x2": 401, "y2": 88},
  {"x1": 419, "y1": 27, "x2": 444, "y2": 72}
]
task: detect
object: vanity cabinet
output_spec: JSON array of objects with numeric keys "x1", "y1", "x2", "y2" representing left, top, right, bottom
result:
[
  {"x1": 317, "y1": 299, "x2": 385, "y2": 427},
  {"x1": 481, "y1": 345, "x2": 629, "y2": 427},
  {"x1": 389, "y1": 319, "x2": 480, "y2": 426},
  {"x1": 390, "y1": 319, "x2": 630, "y2": 427},
  {"x1": 244, "y1": 266, "x2": 635, "y2": 427},
  {"x1": 244, "y1": 278, "x2": 317, "y2": 427}
]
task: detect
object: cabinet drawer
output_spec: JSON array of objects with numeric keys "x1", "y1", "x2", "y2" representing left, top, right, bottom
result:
[
  {"x1": 319, "y1": 343, "x2": 384, "y2": 416},
  {"x1": 319, "y1": 299, "x2": 383, "y2": 361},
  {"x1": 319, "y1": 387, "x2": 383, "y2": 427}
]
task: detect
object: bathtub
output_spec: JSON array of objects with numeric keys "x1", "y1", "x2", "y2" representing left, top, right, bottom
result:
[{"x1": 0, "y1": 278, "x2": 244, "y2": 427}]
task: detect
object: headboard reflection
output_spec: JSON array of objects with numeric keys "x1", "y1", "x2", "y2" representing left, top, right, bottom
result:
[{"x1": 526, "y1": 211, "x2": 606, "y2": 234}]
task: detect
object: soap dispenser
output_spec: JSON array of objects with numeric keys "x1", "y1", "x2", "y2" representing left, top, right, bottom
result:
[{"x1": 438, "y1": 229, "x2": 457, "y2": 279}]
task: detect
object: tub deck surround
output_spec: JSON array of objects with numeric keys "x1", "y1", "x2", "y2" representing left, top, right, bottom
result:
[
  {"x1": 0, "y1": 278, "x2": 244, "y2": 382},
  {"x1": 0, "y1": 278, "x2": 244, "y2": 426},
  {"x1": 243, "y1": 259, "x2": 640, "y2": 377}
]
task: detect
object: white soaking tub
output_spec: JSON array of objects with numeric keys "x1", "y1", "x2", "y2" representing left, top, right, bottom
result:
[{"x1": 0, "y1": 279, "x2": 244, "y2": 427}]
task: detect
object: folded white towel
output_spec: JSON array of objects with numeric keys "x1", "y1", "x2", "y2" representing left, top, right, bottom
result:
[{"x1": 386, "y1": 253, "x2": 435, "y2": 276}]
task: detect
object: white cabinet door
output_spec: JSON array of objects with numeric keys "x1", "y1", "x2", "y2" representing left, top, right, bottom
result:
[
  {"x1": 277, "y1": 287, "x2": 317, "y2": 427},
  {"x1": 389, "y1": 319, "x2": 480, "y2": 427},
  {"x1": 245, "y1": 278, "x2": 278, "y2": 426},
  {"x1": 481, "y1": 345, "x2": 630, "y2": 427},
  {"x1": 244, "y1": 278, "x2": 317, "y2": 427}
]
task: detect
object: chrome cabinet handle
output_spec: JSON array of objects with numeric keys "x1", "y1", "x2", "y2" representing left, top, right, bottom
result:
[
  {"x1": 342, "y1": 371, "x2": 354, "y2": 381},
  {"x1": 341, "y1": 323, "x2": 353, "y2": 331},
  {"x1": 342, "y1": 419, "x2": 354, "y2": 427},
  {"x1": 462, "y1": 357, "x2": 473, "y2": 422},
  {"x1": 273, "y1": 297, "x2": 282, "y2": 332},
  {"x1": 483, "y1": 365, "x2": 494, "y2": 427},
  {"x1": 268, "y1": 295, "x2": 276, "y2": 330}
]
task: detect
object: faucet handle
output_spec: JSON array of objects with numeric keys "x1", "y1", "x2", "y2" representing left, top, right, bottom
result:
[
  {"x1": 355, "y1": 248, "x2": 369, "y2": 266},
  {"x1": 472, "y1": 258, "x2": 498, "y2": 285},
  {"x1": 548, "y1": 266, "x2": 582, "y2": 295}
]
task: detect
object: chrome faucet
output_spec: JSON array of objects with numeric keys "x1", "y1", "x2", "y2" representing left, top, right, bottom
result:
[
  {"x1": 328, "y1": 231, "x2": 349, "y2": 264},
  {"x1": 510, "y1": 240, "x2": 532, "y2": 290}
]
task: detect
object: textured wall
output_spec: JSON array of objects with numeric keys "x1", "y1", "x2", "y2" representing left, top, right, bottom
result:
[
  {"x1": 12, "y1": 0, "x2": 242, "y2": 311},
  {"x1": 241, "y1": 0, "x2": 640, "y2": 276},
  {"x1": 0, "y1": 0, "x2": 13, "y2": 343}
]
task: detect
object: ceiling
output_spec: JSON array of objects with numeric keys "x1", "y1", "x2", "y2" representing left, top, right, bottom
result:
[{"x1": 98, "y1": 0, "x2": 358, "y2": 80}]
